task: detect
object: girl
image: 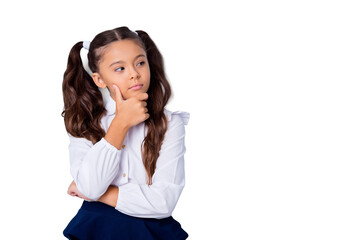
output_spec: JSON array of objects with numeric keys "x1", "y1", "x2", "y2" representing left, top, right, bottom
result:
[{"x1": 61, "y1": 26, "x2": 189, "y2": 240}]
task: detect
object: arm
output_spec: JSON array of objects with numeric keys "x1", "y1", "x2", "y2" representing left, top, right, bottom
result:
[
  {"x1": 68, "y1": 117, "x2": 129, "y2": 201},
  {"x1": 68, "y1": 111, "x2": 190, "y2": 213},
  {"x1": 115, "y1": 112, "x2": 190, "y2": 219},
  {"x1": 67, "y1": 180, "x2": 118, "y2": 207},
  {"x1": 68, "y1": 85, "x2": 149, "y2": 201},
  {"x1": 97, "y1": 185, "x2": 119, "y2": 207}
]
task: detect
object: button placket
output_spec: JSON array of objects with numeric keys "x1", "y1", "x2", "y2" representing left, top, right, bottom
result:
[{"x1": 119, "y1": 146, "x2": 129, "y2": 185}]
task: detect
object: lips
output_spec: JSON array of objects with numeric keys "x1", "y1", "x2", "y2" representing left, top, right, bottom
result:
[{"x1": 129, "y1": 84, "x2": 143, "y2": 89}]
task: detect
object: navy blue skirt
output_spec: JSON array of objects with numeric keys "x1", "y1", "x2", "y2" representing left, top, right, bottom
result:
[{"x1": 63, "y1": 200, "x2": 188, "y2": 240}]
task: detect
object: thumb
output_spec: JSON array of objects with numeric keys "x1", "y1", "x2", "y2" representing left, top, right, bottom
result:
[{"x1": 113, "y1": 84, "x2": 124, "y2": 103}]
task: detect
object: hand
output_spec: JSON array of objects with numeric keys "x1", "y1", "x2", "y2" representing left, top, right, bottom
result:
[
  {"x1": 67, "y1": 180, "x2": 91, "y2": 201},
  {"x1": 112, "y1": 84, "x2": 150, "y2": 128}
]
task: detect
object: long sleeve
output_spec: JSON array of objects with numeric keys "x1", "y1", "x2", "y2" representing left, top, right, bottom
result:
[
  {"x1": 115, "y1": 111, "x2": 190, "y2": 219},
  {"x1": 67, "y1": 135, "x2": 123, "y2": 201}
]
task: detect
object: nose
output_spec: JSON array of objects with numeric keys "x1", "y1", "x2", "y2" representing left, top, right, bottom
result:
[{"x1": 130, "y1": 67, "x2": 140, "y2": 80}]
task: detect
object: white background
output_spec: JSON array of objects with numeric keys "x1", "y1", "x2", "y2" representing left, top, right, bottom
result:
[{"x1": 0, "y1": 0, "x2": 359, "y2": 239}]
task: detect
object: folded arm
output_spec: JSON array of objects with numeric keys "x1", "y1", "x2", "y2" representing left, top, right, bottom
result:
[
  {"x1": 67, "y1": 179, "x2": 118, "y2": 207},
  {"x1": 67, "y1": 111, "x2": 190, "y2": 219},
  {"x1": 68, "y1": 135, "x2": 123, "y2": 201}
]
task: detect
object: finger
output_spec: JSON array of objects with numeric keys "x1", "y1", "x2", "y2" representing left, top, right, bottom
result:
[
  {"x1": 137, "y1": 92, "x2": 148, "y2": 101},
  {"x1": 113, "y1": 84, "x2": 124, "y2": 103}
]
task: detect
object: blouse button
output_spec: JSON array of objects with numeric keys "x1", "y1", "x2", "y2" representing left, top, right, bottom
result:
[
  {"x1": 123, "y1": 173, "x2": 126, "y2": 178},
  {"x1": 122, "y1": 144, "x2": 126, "y2": 148}
]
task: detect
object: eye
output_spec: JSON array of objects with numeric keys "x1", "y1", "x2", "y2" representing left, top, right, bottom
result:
[
  {"x1": 115, "y1": 67, "x2": 124, "y2": 72},
  {"x1": 137, "y1": 61, "x2": 145, "y2": 66}
]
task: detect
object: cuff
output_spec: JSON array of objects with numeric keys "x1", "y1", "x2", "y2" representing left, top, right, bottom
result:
[{"x1": 99, "y1": 137, "x2": 123, "y2": 153}]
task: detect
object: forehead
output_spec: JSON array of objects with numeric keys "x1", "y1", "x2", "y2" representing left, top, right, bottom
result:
[{"x1": 101, "y1": 39, "x2": 145, "y2": 63}]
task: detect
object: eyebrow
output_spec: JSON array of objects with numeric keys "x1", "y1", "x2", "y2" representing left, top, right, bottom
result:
[{"x1": 109, "y1": 54, "x2": 146, "y2": 67}]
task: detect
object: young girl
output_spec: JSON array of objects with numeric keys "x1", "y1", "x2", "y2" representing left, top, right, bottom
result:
[{"x1": 61, "y1": 26, "x2": 189, "y2": 240}]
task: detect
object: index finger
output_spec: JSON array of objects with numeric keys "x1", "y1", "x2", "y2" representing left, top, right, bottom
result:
[{"x1": 136, "y1": 92, "x2": 148, "y2": 101}]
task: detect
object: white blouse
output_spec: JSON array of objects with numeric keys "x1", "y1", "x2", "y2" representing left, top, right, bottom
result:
[{"x1": 67, "y1": 93, "x2": 190, "y2": 219}]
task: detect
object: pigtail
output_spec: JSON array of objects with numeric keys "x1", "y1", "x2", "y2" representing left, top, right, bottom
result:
[
  {"x1": 61, "y1": 41, "x2": 106, "y2": 145},
  {"x1": 136, "y1": 31, "x2": 172, "y2": 106},
  {"x1": 136, "y1": 30, "x2": 172, "y2": 185}
]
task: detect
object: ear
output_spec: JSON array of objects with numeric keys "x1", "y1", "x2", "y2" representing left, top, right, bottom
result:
[{"x1": 92, "y1": 72, "x2": 107, "y2": 89}]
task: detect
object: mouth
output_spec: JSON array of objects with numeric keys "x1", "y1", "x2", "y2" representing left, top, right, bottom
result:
[{"x1": 129, "y1": 84, "x2": 143, "y2": 90}]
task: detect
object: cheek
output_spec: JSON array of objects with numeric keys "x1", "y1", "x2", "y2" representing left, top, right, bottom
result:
[
  {"x1": 119, "y1": 84, "x2": 128, "y2": 93},
  {"x1": 144, "y1": 67, "x2": 151, "y2": 81},
  {"x1": 111, "y1": 82, "x2": 127, "y2": 96},
  {"x1": 121, "y1": 85, "x2": 133, "y2": 99}
]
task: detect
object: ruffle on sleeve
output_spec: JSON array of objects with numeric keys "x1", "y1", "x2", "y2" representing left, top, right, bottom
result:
[{"x1": 164, "y1": 108, "x2": 190, "y2": 125}]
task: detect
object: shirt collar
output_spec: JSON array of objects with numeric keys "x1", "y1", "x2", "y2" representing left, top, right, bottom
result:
[{"x1": 105, "y1": 94, "x2": 116, "y2": 116}]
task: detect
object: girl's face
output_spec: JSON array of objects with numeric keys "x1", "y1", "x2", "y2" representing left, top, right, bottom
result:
[{"x1": 92, "y1": 39, "x2": 151, "y2": 101}]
